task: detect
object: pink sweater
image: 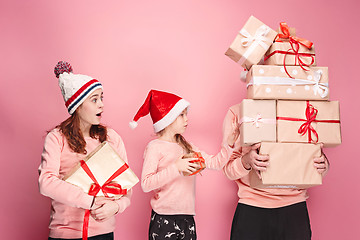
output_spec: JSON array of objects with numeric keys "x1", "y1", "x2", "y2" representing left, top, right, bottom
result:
[
  {"x1": 222, "y1": 104, "x2": 308, "y2": 208},
  {"x1": 141, "y1": 139, "x2": 233, "y2": 215},
  {"x1": 38, "y1": 128, "x2": 132, "y2": 239}
]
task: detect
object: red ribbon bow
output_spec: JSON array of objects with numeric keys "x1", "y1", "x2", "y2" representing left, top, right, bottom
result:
[
  {"x1": 275, "y1": 22, "x2": 313, "y2": 49},
  {"x1": 80, "y1": 160, "x2": 128, "y2": 240},
  {"x1": 188, "y1": 152, "x2": 205, "y2": 176},
  {"x1": 277, "y1": 101, "x2": 340, "y2": 143}
]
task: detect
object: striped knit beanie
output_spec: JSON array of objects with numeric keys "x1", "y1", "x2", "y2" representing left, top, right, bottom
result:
[{"x1": 54, "y1": 61, "x2": 103, "y2": 114}]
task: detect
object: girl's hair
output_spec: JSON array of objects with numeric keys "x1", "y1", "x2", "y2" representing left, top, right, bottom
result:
[
  {"x1": 55, "y1": 112, "x2": 107, "y2": 154},
  {"x1": 175, "y1": 134, "x2": 193, "y2": 154}
]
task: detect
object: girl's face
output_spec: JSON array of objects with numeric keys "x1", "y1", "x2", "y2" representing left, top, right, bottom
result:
[
  {"x1": 166, "y1": 108, "x2": 188, "y2": 135},
  {"x1": 76, "y1": 89, "x2": 104, "y2": 130}
]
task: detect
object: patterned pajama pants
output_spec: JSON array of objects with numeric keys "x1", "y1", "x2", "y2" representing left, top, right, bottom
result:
[{"x1": 149, "y1": 210, "x2": 197, "y2": 240}]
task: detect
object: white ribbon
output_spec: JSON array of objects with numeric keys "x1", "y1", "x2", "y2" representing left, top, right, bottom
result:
[
  {"x1": 239, "y1": 113, "x2": 276, "y2": 128},
  {"x1": 237, "y1": 25, "x2": 272, "y2": 66},
  {"x1": 312, "y1": 70, "x2": 329, "y2": 98},
  {"x1": 247, "y1": 70, "x2": 329, "y2": 98}
]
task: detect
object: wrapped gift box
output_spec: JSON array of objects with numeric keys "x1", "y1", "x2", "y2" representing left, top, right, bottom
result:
[
  {"x1": 246, "y1": 65, "x2": 329, "y2": 100},
  {"x1": 64, "y1": 142, "x2": 139, "y2": 197},
  {"x1": 182, "y1": 152, "x2": 206, "y2": 176},
  {"x1": 239, "y1": 99, "x2": 277, "y2": 146},
  {"x1": 264, "y1": 42, "x2": 316, "y2": 67},
  {"x1": 250, "y1": 142, "x2": 322, "y2": 189},
  {"x1": 225, "y1": 15, "x2": 277, "y2": 70},
  {"x1": 277, "y1": 100, "x2": 341, "y2": 147}
]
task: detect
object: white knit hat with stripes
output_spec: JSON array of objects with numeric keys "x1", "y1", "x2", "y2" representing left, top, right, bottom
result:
[{"x1": 54, "y1": 61, "x2": 103, "y2": 114}]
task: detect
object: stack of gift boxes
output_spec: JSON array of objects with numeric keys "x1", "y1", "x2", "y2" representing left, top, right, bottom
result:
[{"x1": 225, "y1": 16, "x2": 341, "y2": 189}]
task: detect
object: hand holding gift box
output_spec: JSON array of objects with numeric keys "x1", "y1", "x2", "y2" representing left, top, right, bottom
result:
[
  {"x1": 249, "y1": 142, "x2": 322, "y2": 189},
  {"x1": 182, "y1": 152, "x2": 206, "y2": 176},
  {"x1": 225, "y1": 15, "x2": 277, "y2": 70},
  {"x1": 64, "y1": 142, "x2": 139, "y2": 240}
]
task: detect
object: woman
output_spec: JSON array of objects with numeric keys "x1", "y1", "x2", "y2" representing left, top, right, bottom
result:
[{"x1": 38, "y1": 61, "x2": 131, "y2": 240}]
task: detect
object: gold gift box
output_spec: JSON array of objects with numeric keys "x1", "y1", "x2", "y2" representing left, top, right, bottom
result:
[
  {"x1": 246, "y1": 65, "x2": 329, "y2": 100},
  {"x1": 225, "y1": 15, "x2": 277, "y2": 70},
  {"x1": 250, "y1": 142, "x2": 322, "y2": 189},
  {"x1": 182, "y1": 152, "x2": 206, "y2": 176},
  {"x1": 64, "y1": 142, "x2": 139, "y2": 197},
  {"x1": 277, "y1": 100, "x2": 341, "y2": 147}
]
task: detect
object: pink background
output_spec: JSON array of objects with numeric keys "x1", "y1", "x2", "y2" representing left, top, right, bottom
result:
[{"x1": 0, "y1": 0, "x2": 358, "y2": 239}]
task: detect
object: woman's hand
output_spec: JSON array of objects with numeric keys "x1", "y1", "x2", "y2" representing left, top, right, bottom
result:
[
  {"x1": 241, "y1": 143, "x2": 269, "y2": 178},
  {"x1": 227, "y1": 115, "x2": 240, "y2": 147},
  {"x1": 176, "y1": 157, "x2": 198, "y2": 175},
  {"x1": 314, "y1": 153, "x2": 329, "y2": 177},
  {"x1": 90, "y1": 197, "x2": 119, "y2": 222}
]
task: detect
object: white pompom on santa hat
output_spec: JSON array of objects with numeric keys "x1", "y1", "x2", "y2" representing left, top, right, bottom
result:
[{"x1": 129, "y1": 90, "x2": 190, "y2": 132}]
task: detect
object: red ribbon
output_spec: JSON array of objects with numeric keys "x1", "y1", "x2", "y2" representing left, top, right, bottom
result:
[
  {"x1": 264, "y1": 38, "x2": 315, "y2": 78},
  {"x1": 188, "y1": 152, "x2": 206, "y2": 176},
  {"x1": 80, "y1": 160, "x2": 128, "y2": 240},
  {"x1": 277, "y1": 101, "x2": 340, "y2": 143},
  {"x1": 275, "y1": 22, "x2": 313, "y2": 49}
]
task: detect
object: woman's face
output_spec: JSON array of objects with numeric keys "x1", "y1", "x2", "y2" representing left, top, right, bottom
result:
[
  {"x1": 76, "y1": 89, "x2": 104, "y2": 130},
  {"x1": 166, "y1": 108, "x2": 188, "y2": 135}
]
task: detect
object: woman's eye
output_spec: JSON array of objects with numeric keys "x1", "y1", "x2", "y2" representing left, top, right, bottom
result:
[{"x1": 92, "y1": 99, "x2": 97, "y2": 103}]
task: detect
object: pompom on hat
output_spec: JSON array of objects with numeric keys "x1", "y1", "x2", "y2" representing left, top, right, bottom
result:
[
  {"x1": 130, "y1": 90, "x2": 190, "y2": 132},
  {"x1": 54, "y1": 61, "x2": 103, "y2": 114}
]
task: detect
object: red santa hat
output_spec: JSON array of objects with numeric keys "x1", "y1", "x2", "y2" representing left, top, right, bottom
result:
[{"x1": 129, "y1": 90, "x2": 190, "y2": 132}]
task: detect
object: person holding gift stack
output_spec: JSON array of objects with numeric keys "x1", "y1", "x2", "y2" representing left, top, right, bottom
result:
[
  {"x1": 222, "y1": 107, "x2": 329, "y2": 240},
  {"x1": 38, "y1": 61, "x2": 132, "y2": 240},
  {"x1": 129, "y1": 89, "x2": 239, "y2": 240},
  {"x1": 224, "y1": 16, "x2": 338, "y2": 240}
]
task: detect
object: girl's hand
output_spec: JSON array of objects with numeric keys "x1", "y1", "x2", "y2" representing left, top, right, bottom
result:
[
  {"x1": 314, "y1": 154, "x2": 329, "y2": 177},
  {"x1": 241, "y1": 143, "x2": 269, "y2": 178},
  {"x1": 90, "y1": 197, "x2": 119, "y2": 222},
  {"x1": 176, "y1": 157, "x2": 199, "y2": 175},
  {"x1": 227, "y1": 115, "x2": 240, "y2": 147}
]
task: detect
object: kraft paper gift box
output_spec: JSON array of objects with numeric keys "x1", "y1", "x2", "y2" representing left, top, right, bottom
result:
[
  {"x1": 225, "y1": 15, "x2": 277, "y2": 70},
  {"x1": 264, "y1": 42, "x2": 316, "y2": 68},
  {"x1": 64, "y1": 142, "x2": 139, "y2": 197},
  {"x1": 239, "y1": 99, "x2": 277, "y2": 146},
  {"x1": 249, "y1": 142, "x2": 322, "y2": 189},
  {"x1": 182, "y1": 152, "x2": 206, "y2": 176},
  {"x1": 246, "y1": 65, "x2": 329, "y2": 100},
  {"x1": 277, "y1": 100, "x2": 341, "y2": 147}
]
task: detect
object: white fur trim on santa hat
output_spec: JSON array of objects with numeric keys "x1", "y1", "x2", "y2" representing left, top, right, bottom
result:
[
  {"x1": 129, "y1": 121, "x2": 138, "y2": 129},
  {"x1": 153, "y1": 98, "x2": 190, "y2": 132}
]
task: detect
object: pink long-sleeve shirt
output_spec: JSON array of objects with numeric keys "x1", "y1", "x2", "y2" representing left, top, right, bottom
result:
[
  {"x1": 222, "y1": 104, "x2": 308, "y2": 208},
  {"x1": 38, "y1": 128, "x2": 132, "y2": 239},
  {"x1": 141, "y1": 138, "x2": 233, "y2": 215}
]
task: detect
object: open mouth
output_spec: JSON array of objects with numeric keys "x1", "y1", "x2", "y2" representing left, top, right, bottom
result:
[{"x1": 96, "y1": 112, "x2": 102, "y2": 117}]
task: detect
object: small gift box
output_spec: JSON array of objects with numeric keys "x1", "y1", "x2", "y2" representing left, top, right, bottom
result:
[
  {"x1": 246, "y1": 65, "x2": 329, "y2": 100},
  {"x1": 64, "y1": 141, "x2": 139, "y2": 197},
  {"x1": 239, "y1": 99, "x2": 277, "y2": 146},
  {"x1": 225, "y1": 15, "x2": 277, "y2": 70},
  {"x1": 277, "y1": 100, "x2": 341, "y2": 147},
  {"x1": 264, "y1": 42, "x2": 316, "y2": 72},
  {"x1": 182, "y1": 152, "x2": 206, "y2": 176},
  {"x1": 249, "y1": 142, "x2": 322, "y2": 189}
]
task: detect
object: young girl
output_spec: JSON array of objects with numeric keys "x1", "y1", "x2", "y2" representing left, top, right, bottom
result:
[
  {"x1": 129, "y1": 89, "x2": 239, "y2": 240},
  {"x1": 38, "y1": 61, "x2": 132, "y2": 240}
]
